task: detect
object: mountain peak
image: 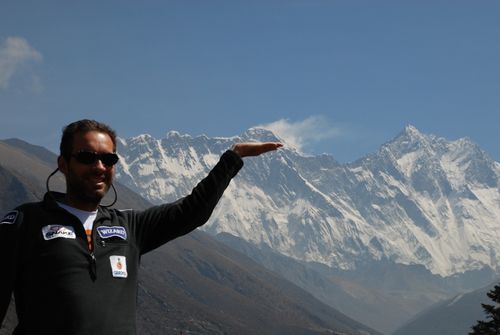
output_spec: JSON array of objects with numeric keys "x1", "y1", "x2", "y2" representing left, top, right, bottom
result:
[
  {"x1": 242, "y1": 127, "x2": 282, "y2": 142},
  {"x1": 403, "y1": 124, "x2": 421, "y2": 136},
  {"x1": 397, "y1": 124, "x2": 430, "y2": 144},
  {"x1": 131, "y1": 134, "x2": 155, "y2": 142},
  {"x1": 166, "y1": 130, "x2": 193, "y2": 139},
  {"x1": 377, "y1": 125, "x2": 431, "y2": 159}
]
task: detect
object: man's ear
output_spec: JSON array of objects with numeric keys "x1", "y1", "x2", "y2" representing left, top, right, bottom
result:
[{"x1": 58, "y1": 155, "x2": 68, "y2": 175}]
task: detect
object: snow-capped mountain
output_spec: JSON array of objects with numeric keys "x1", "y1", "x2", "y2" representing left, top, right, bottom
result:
[{"x1": 115, "y1": 125, "x2": 500, "y2": 277}]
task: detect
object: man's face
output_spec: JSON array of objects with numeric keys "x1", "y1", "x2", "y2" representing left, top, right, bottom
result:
[{"x1": 58, "y1": 131, "x2": 116, "y2": 209}]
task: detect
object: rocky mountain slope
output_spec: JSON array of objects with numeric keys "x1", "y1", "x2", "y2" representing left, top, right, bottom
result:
[{"x1": 392, "y1": 279, "x2": 497, "y2": 335}]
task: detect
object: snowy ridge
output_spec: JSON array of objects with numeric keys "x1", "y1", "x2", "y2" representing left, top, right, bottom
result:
[{"x1": 115, "y1": 125, "x2": 500, "y2": 276}]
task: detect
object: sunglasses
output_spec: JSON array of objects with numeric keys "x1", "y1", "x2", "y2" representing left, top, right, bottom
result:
[{"x1": 72, "y1": 150, "x2": 119, "y2": 166}]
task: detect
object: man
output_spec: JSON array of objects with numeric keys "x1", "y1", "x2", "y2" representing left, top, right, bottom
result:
[{"x1": 0, "y1": 119, "x2": 282, "y2": 335}]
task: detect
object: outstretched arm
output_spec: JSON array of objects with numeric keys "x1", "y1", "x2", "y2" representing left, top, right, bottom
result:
[{"x1": 231, "y1": 142, "x2": 283, "y2": 158}]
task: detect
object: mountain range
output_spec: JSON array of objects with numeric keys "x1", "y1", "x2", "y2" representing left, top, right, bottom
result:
[{"x1": 115, "y1": 125, "x2": 500, "y2": 278}]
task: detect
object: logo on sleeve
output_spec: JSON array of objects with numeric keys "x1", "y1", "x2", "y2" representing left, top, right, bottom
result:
[
  {"x1": 109, "y1": 255, "x2": 128, "y2": 278},
  {"x1": 97, "y1": 226, "x2": 127, "y2": 240},
  {"x1": 1, "y1": 211, "x2": 18, "y2": 225},
  {"x1": 42, "y1": 225, "x2": 76, "y2": 240}
]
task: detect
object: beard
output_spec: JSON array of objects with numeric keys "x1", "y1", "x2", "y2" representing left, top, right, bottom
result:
[{"x1": 65, "y1": 169, "x2": 113, "y2": 206}]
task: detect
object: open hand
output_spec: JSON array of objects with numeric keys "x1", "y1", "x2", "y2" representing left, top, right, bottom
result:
[{"x1": 231, "y1": 142, "x2": 283, "y2": 158}]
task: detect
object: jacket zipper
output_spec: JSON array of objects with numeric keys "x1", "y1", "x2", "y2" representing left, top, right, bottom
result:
[{"x1": 89, "y1": 217, "x2": 99, "y2": 281}]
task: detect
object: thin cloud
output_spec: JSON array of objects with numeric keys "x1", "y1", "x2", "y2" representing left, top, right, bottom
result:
[
  {"x1": 258, "y1": 116, "x2": 342, "y2": 153},
  {"x1": 0, "y1": 36, "x2": 42, "y2": 89}
]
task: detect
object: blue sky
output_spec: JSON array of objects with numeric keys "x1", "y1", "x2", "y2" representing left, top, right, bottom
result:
[{"x1": 1, "y1": 0, "x2": 499, "y2": 163}]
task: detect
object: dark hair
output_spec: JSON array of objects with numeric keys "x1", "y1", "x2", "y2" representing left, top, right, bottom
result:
[{"x1": 60, "y1": 119, "x2": 117, "y2": 160}]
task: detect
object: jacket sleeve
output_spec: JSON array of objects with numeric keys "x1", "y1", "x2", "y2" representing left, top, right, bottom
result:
[
  {"x1": 0, "y1": 209, "x2": 21, "y2": 326},
  {"x1": 131, "y1": 150, "x2": 243, "y2": 254}
]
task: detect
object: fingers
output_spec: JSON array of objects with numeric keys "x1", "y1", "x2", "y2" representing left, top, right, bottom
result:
[
  {"x1": 232, "y1": 142, "x2": 283, "y2": 157},
  {"x1": 260, "y1": 142, "x2": 283, "y2": 154}
]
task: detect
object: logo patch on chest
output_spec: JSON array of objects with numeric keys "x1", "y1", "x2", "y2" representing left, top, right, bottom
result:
[
  {"x1": 109, "y1": 255, "x2": 128, "y2": 278},
  {"x1": 97, "y1": 226, "x2": 127, "y2": 240},
  {"x1": 42, "y1": 225, "x2": 76, "y2": 240},
  {"x1": 1, "y1": 211, "x2": 18, "y2": 225}
]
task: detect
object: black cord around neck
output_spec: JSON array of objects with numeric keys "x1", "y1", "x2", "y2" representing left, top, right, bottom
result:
[{"x1": 45, "y1": 168, "x2": 118, "y2": 208}]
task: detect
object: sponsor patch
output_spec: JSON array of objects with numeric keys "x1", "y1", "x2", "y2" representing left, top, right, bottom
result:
[
  {"x1": 109, "y1": 255, "x2": 128, "y2": 278},
  {"x1": 97, "y1": 226, "x2": 127, "y2": 240},
  {"x1": 42, "y1": 225, "x2": 76, "y2": 241},
  {"x1": 1, "y1": 211, "x2": 18, "y2": 225}
]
